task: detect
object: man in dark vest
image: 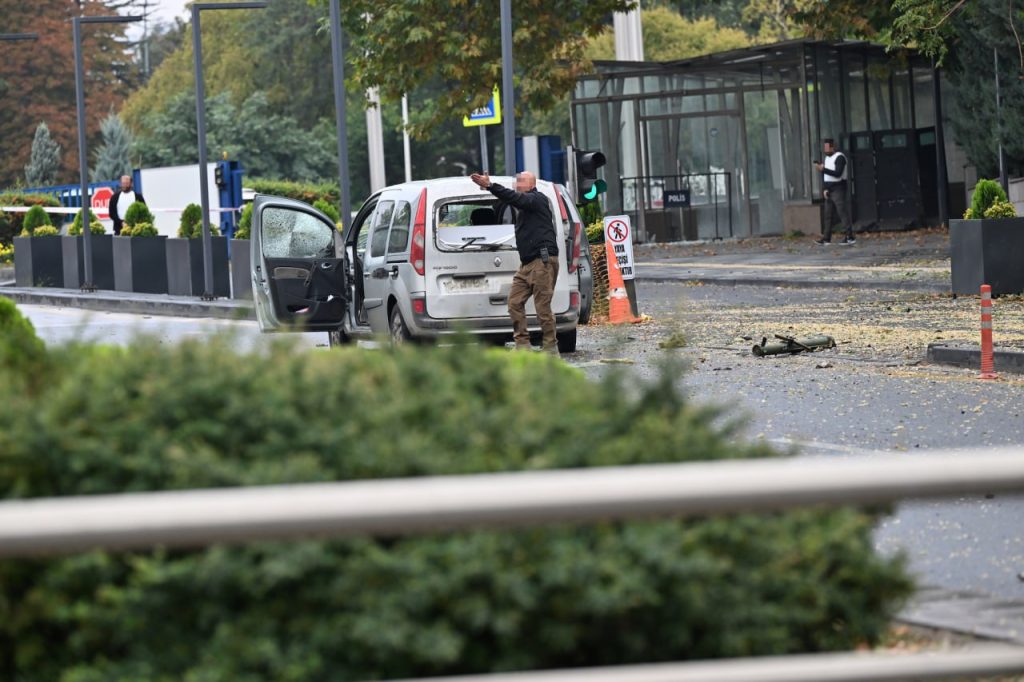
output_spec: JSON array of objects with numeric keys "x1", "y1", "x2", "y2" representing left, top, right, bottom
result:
[
  {"x1": 470, "y1": 171, "x2": 560, "y2": 353},
  {"x1": 108, "y1": 174, "x2": 146, "y2": 236}
]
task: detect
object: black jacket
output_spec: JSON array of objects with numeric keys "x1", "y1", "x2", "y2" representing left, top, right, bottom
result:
[
  {"x1": 109, "y1": 190, "x2": 146, "y2": 235},
  {"x1": 486, "y1": 184, "x2": 558, "y2": 264}
]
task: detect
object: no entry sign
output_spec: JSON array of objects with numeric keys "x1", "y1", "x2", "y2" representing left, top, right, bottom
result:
[{"x1": 603, "y1": 215, "x2": 635, "y2": 280}]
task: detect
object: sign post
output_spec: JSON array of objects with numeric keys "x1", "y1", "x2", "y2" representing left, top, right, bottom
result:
[
  {"x1": 464, "y1": 86, "x2": 502, "y2": 175},
  {"x1": 603, "y1": 215, "x2": 641, "y2": 322}
]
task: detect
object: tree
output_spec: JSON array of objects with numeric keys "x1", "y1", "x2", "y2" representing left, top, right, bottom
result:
[
  {"x1": 329, "y1": 0, "x2": 634, "y2": 138},
  {"x1": 586, "y1": 7, "x2": 750, "y2": 61},
  {"x1": 91, "y1": 113, "x2": 133, "y2": 182},
  {"x1": 24, "y1": 122, "x2": 62, "y2": 187},
  {"x1": 742, "y1": 0, "x2": 818, "y2": 42},
  {"x1": 0, "y1": 0, "x2": 138, "y2": 188}
]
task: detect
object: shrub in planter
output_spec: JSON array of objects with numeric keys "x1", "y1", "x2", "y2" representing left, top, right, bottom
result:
[
  {"x1": 964, "y1": 179, "x2": 1008, "y2": 219},
  {"x1": 177, "y1": 203, "x2": 219, "y2": 238},
  {"x1": 19, "y1": 205, "x2": 52, "y2": 235},
  {"x1": 0, "y1": 243, "x2": 13, "y2": 264},
  {"x1": 983, "y1": 199, "x2": 1017, "y2": 219},
  {"x1": 29, "y1": 225, "x2": 58, "y2": 237},
  {"x1": 69, "y1": 208, "x2": 104, "y2": 236},
  {"x1": 123, "y1": 201, "x2": 155, "y2": 228},
  {"x1": 14, "y1": 225, "x2": 64, "y2": 287},
  {"x1": 113, "y1": 222, "x2": 168, "y2": 294},
  {"x1": 0, "y1": 336, "x2": 912, "y2": 681},
  {"x1": 234, "y1": 203, "x2": 253, "y2": 240},
  {"x1": 121, "y1": 221, "x2": 159, "y2": 237},
  {"x1": 586, "y1": 219, "x2": 605, "y2": 244},
  {"x1": 0, "y1": 192, "x2": 60, "y2": 242}
]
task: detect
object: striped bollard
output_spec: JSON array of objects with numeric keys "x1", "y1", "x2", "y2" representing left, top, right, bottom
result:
[{"x1": 980, "y1": 284, "x2": 998, "y2": 380}]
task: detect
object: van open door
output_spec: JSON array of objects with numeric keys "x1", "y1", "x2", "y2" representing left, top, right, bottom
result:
[{"x1": 250, "y1": 195, "x2": 347, "y2": 332}]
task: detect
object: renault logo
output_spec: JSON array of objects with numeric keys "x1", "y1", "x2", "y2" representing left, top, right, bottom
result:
[{"x1": 493, "y1": 257, "x2": 502, "y2": 268}]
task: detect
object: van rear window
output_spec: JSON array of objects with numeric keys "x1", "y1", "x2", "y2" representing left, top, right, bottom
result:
[{"x1": 435, "y1": 198, "x2": 517, "y2": 252}]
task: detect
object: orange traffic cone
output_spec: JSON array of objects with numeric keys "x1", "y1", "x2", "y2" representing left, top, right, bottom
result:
[{"x1": 605, "y1": 241, "x2": 642, "y2": 324}]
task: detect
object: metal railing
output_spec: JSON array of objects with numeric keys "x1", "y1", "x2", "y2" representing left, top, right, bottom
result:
[{"x1": 2, "y1": 449, "x2": 1024, "y2": 680}]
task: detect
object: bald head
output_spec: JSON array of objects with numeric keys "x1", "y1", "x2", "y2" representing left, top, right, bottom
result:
[
  {"x1": 515, "y1": 171, "x2": 537, "y2": 193},
  {"x1": 120, "y1": 175, "x2": 132, "y2": 191}
]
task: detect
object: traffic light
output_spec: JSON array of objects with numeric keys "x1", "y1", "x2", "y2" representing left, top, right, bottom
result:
[
  {"x1": 214, "y1": 162, "x2": 227, "y2": 189},
  {"x1": 575, "y1": 149, "x2": 607, "y2": 203}
]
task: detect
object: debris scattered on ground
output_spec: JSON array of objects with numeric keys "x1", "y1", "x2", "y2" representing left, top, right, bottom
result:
[{"x1": 752, "y1": 334, "x2": 836, "y2": 356}]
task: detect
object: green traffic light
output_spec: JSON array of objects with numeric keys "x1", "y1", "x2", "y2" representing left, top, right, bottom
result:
[{"x1": 583, "y1": 179, "x2": 607, "y2": 201}]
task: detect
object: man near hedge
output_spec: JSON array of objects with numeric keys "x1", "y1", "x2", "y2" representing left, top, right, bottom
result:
[
  {"x1": 470, "y1": 170, "x2": 560, "y2": 354},
  {"x1": 109, "y1": 175, "x2": 146, "y2": 236},
  {"x1": 814, "y1": 138, "x2": 855, "y2": 245}
]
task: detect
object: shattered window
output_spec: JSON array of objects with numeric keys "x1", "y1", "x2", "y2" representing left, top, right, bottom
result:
[{"x1": 261, "y1": 207, "x2": 334, "y2": 259}]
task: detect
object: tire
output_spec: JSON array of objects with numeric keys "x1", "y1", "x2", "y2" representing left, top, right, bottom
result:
[
  {"x1": 389, "y1": 305, "x2": 412, "y2": 344},
  {"x1": 556, "y1": 328, "x2": 577, "y2": 354},
  {"x1": 327, "y1": 328, "x2": 350, "y2": 347},
  {"x1": 578, "y1": 296, "x2": 592, "y2": 326}
]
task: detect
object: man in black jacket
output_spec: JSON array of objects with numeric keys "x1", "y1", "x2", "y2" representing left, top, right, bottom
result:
[
  {"x1": 814, "y1": 138, "x2": 854, "y2": 245},
  {"x1": 470, "y1": 171, "x2": 560, "y2": 353},
  {"x1": 108, "y1": 175, "x2": 146, "y2": 236}
]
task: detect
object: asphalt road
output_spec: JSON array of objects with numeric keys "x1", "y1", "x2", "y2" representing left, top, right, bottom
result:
[{"x1": 18, "y1": 285, "x2": 1024, "y2": 604}]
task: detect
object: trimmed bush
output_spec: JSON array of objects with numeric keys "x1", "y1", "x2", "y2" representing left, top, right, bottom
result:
[
  {"x1": 177, "y1": 203, "x2": 219, "y2": 238},
  {"x1": 586, "y1": 219, "x2": 604, "y2": 244},
  {"x1": 122, "y1": 221, "x2": 158, "y2": 237},
  {"x1": 28, "y1": 225, "x2": 59, "y2": 237},
  {"x1": 68, "y1": 208, "x2": 105, "y2": 236},
  {"x1": 19, "y1": 205, "x2": 52, "y2": 235},
  {"x1": 313, "y1": 198, "x2": 340, "y2": 223},
  {"x1": 0, "y1": 331, "x2": 913, "y2": 681},
  {"x1": 235, "y1": 203, "x2": 253, "y2": 240},
  {"x1": 965, "y1": 179, "x2": 1008, "y2": 219},
  {"x1": 983, "y1": 199, "x2": 1017, "y2": 219},
  {"x1": 0, "y1": 193, "x2": 60, "y2": 244},
  {"x1": 123, "y1": 201, "x2": 155, "y2": 228}
]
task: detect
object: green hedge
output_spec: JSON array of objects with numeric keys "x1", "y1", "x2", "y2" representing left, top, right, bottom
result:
[
  {"x1": 0, "y1": 193, "x2": 61, "y2": 245},
  {"x1": 248, "y1": 177, "x2": 340, "y2": 208},
  {"x1": 20, "y1": 205, "x2": 52, "y2": 235},
  {"x1": 0, "y1": 306, "x2": 912, "y2": 681}
]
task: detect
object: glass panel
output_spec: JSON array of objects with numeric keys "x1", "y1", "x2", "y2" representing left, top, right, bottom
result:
[
  {"x1": 845, "y1": 53, "x2": 867, "y2": 131},
  {"x1": 817, "y1": 47, "x2": 843, "y2": 139},
  {"x1": 880, "y1": 132, "x2": 908, "y2": 148},
  {"x1": 868, "y1": 56, "x2": 892, "y2": 130},
  {"x1": 914, "y1": 67, "x2": 935, "y2": 128},
  {"x1": 745, "y1": 91, "x2": 784, "y2": 235},
  {"x1": 369, "y1": 200, "x2": 394, "y2": 258},
  {"x1": 261, "y1": 207, "x2": 334, "y2": 259},
  {"x1": 388, "y1": 201, "x2": 411, "y2": 254},
  {"x1": 893, "y1": 67, "x2": 912, "y2": 128}
]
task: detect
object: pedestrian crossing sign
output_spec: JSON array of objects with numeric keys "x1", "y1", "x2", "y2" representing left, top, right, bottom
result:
[{"x1": 463, "y1": 86, "x2": 502, "y2": 127}]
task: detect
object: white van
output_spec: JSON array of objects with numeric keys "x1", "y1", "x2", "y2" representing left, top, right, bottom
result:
[{"x1": 250, "y1": 176, "x2": 582, "y2": 352}]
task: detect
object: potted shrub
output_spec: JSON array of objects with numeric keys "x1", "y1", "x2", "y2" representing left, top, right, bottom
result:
[
  {"x1": 950, "y1": 179, "x2": 1024, "y2": 295},
  {"x1": 230, "y1": 203, "x2": 253, "y2": 300},
  {"x1": 167, "y1": 203, "x2": 229, "y2": 297},
  {"x1": 62, "y1": 208, "x2": 114, "y2": 290},
  {"x1": 114, "y1": 220, "x2": 168, "y2": 295},
  {"x1": 14, "y1": 206, "x2": 64, "y2": 287}
]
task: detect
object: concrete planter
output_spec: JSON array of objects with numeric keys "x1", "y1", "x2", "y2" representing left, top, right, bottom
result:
[
  {"x1": 13, "y1": 235, "x2": 64, "y2": 287},
  {"x1": 229, "y1": 238, "x2": 252, "y2": 299},
  {"x1": 949, "y1": 218, "x2": 1024, "y2": 295},
  {"x1": 166, "y1": 237, "x2": 230, "y2": 297},
  {"x1": 62, "y1": 235, "x2": 115, "y2": 290},
  {"x1": 113, "y1": 236, "x2": 168, "y2": 294}
]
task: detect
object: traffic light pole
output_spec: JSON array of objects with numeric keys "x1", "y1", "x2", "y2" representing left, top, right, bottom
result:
[{"x1": 500, "y1": 0, "x2": 515, "y2": 176}]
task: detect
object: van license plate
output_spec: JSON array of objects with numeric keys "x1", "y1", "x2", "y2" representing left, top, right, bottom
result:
[{"x1": 445, "y1": 277, "x2": 490, "y2": 292}]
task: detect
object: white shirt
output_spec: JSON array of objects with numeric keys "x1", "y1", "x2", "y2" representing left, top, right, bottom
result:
[
  {"x1": 823, "y1": 152, "x2": 848, "y2": 182},
  {"x1": 116, "y1": 190, "x2": 136, "y2": 220}
]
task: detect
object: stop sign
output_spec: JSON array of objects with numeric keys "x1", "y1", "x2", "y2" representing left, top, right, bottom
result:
[{"x1": 92, "y1": 186, "x2": 114, "y2": 220}]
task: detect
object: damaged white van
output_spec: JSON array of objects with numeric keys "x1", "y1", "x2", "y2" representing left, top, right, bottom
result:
[{"x1": 250, "y1": 176, "x2": 583, "y2": 352}]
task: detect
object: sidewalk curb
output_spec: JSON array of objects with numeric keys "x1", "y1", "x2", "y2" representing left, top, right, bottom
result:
[
  {"x1": 0, "y1": 287, "x2": 255, "y2": 321},
  {"x1": 897, "y1": 585, "x2": 1024, "y2": 644},
  {"x1": 927, "y1": 342, "x2": 1024, "y2": 374},
  {"x1": 637, "y1": 273, "x2": 950, "y2": 294}
]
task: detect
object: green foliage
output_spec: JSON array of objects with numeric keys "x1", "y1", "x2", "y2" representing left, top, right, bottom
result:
[
  {"x1": 0, "y1": 242, "x2": 12, "y2": 264},
  {"x1": 123, "y1": 201, "x2": 155, "y2": 228},
  {"x1": 313, "y1": 198, "x2": 341, "y2": 223},
  {"x1": 983, "y1": 199, "x2": 1018, "y2": 219},
  {"x1": 177, "y1": 203, "x2": 220, "y2": 238},
  {"x1": 586, "y1": 219, "x2": 605, "y2": 245},
  {"x1": 235, "y1": 203, "x2": 253, "y2": 240},
  {"x1": 587, "y1": 7, "x2": 750, "y2": 61},
  {"x1": 0, "y1": 335, "x2": 912, "y2": 680},
  {"x1": 90, "y1": 113, "x2": 134, "y2": 183},
  {"x1": 0, "y1": 193, "x2": 60, "y2": 245},
  {"x1": 20, "y1": 205, "x2": 52, "y2": 235},
  {"x1": 247, "y1": 178, "x2": 340, "y2": 207},
  {"x1": 23, "y1": 122, "x2": 62, "y2": 187},
  {"x1": 578, "y1": 199, "x2": 604, "y2": 228},
  {"x1": 0, "y1": 297, "x2": 47, "y2": 390},
  {"x1": 69, "y1": 209, "x2": 104, "y2": 236},
  {"x1": 28, "y1": 225, "x2": 58, "y2": 237},
  {"x1": 121, "y1": 222, "x2": 159, "y2": 238},
  {"x1": 969, "y1": 179, "x2": 1008, "y2": 219}
]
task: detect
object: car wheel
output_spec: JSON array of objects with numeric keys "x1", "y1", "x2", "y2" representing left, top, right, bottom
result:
[
  {"x1": 390, "y1": 306, "x2": 412, "y2": 344},
  {"x1": 328, "y1": 328, "x2": 350, "y2": 347},
  {"x1": 556, "y1": 328, "x2": 577, "y2": 354}
]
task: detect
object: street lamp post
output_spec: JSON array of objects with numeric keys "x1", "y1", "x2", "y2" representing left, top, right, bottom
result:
[
  {"x1": 328, "y1": 0, "x2": 352, "y2": 226},
  {"x1": 500, "y1": 0, "x2": 516, "y2": 176},
  {"x1": 191, "y1": 2, "x2": 266, "y2": 300},
  {"x1": 73, "y1": 15, "x2": 141, "y2": 291}
]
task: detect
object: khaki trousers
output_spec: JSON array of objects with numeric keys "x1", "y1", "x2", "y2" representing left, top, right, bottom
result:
[{"x1": 508, "y1": 258, "x2": 559, "y2": 348}]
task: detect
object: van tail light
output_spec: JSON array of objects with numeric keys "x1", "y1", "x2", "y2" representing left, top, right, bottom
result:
[
  {"x1": 412, "y1": 297, "x2": 426, "y2": 315},
  {"x1": 555, "y1": 190, "x2": 580, "y2": 274},
  {"x1": 570, "y1": 291, "x2": 580, "y2": 310},
  {"x1": 411, "y1": 187, "x2": 427, "y2": 276}
]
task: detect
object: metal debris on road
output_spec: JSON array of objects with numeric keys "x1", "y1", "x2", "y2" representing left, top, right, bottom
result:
[{"x1": 752, "y1": 334, "x2": 836, "y2": 357}]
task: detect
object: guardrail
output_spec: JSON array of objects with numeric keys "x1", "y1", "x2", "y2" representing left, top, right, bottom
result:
[{"x1": 3, "y1": 449, "x2": 1023, "y2": 680}]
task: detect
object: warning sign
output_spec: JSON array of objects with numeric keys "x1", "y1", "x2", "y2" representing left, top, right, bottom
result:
[
  {"x1": 603, "y1": 215, "x2": 635, "y2": 280},
  {"x1": 92, "y1": 186, "x2": 114, "y2": 220}
]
